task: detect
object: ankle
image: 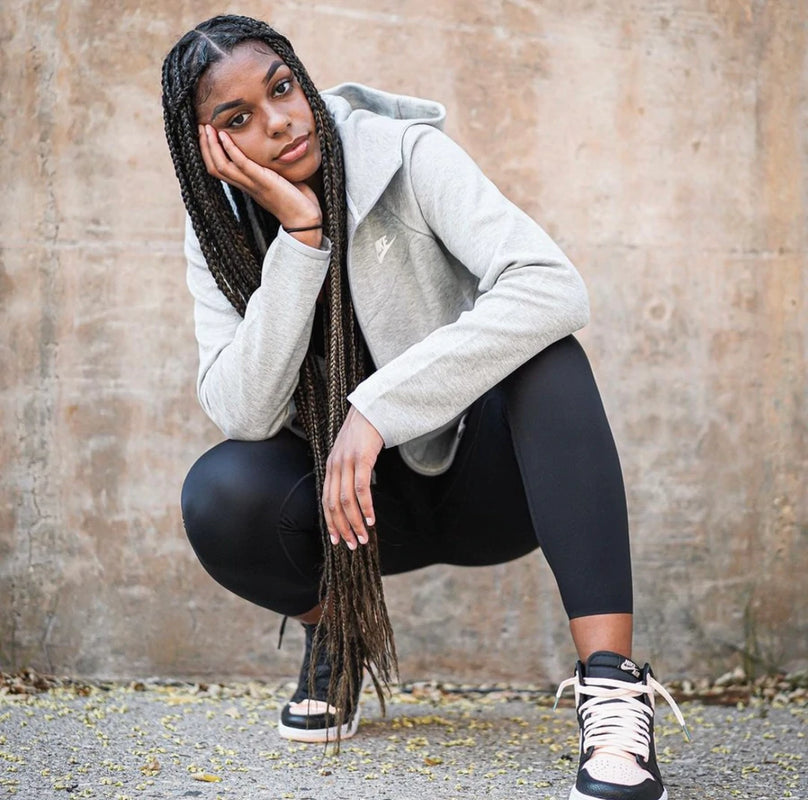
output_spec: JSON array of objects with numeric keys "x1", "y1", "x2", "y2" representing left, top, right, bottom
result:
[{"x1": 569, "y1": 613, "x2": 633, "y2": 662}]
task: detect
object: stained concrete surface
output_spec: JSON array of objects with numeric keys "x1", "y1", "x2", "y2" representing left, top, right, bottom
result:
[
  {"x1": 0, "y1": 679, "x2": 805, "y2": 799},
  {"x1": 1, "y1": 0, "x2": 806, "y2": 684}
]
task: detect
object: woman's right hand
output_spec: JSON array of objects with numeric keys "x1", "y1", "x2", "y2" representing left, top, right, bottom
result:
[{"x1": 198, "y1": 124, "x2": 322, "y2": 247}]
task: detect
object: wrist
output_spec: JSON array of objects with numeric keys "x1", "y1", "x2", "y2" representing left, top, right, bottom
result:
[
  {"x1": 279, "y1": 211, "x2": 322, "y2": 231},
  {"x1": 283, "y1": 223, "x2": 323, "y2": 233},
  {"x1": 284, "y1": 227, "x2": 323, "y2": 249},
  {"x1": 280, "y1": 215, "x2": 323, "y2": 248}
]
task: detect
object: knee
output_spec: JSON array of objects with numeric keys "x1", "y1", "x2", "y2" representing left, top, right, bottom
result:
[
  {"x1": 505, "y1": 335, "x2": 600, "y2": 408},
  {"x1": 180, "y1": 434, "x2": 315, "y2": 563},
  {"x1": 519, "y1": 335, "x2": 590, "y2": 382},
  {"x1": 180, "y1": 438, "x2": 323, "y2": 616},
  {"x1": 181, "y1": 442, "x2": 255, "y2": 546}
]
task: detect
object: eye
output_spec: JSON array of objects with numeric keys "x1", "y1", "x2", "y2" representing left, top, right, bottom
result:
[
  {"x1": 273, "y1": 78, "x2": 294, "y2": 97},
  {"x1": 227, "y1": 111, "x2": 251, "y2": 129}
]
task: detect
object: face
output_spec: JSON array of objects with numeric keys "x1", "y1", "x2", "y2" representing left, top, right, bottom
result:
[{"x1": 195, "y1": 42, "x2": 322, "y2": 184}]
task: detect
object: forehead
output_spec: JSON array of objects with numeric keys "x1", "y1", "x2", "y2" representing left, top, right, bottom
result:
[{"x1": 196, "y1": 41, "x2": 284, "y2": 109}]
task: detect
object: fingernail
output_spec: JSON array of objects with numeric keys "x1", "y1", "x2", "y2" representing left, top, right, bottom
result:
[
  {"x1": 329, "y1": 533, "x2": 338, "y2": 545},
  {"x1": 357, "y1": 535, "x2": 367, "y2": 545},
  {"x1": 365, "y1": 517, "x2": 374, "y2": 527},
  {"x1": 347, "y1": 540, "x2": 357, "y2": 551}
]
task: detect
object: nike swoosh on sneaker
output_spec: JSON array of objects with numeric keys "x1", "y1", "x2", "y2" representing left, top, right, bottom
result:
[{"x1": 620, "y1": 659, "x2": 641, "y2": 678}]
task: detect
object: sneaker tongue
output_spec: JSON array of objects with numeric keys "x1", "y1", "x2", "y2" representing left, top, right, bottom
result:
[{"x1": 585, "y1": 651, "x2": 642, "y2": 682}]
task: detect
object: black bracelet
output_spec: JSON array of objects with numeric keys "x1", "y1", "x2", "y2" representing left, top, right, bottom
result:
[{"x1": 283, "y1": 224, "x2": 323, "y2": 233}]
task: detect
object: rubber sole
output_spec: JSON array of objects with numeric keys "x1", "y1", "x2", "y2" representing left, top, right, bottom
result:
[
  {"x1": 277, "y1": 707, "x2": 361, "y2": 743},
  {"x1": 569, "y1": 786, "x2": 666, "y2": 800}
]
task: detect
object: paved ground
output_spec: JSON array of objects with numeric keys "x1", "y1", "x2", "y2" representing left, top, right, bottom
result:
[{"x1": 0, "y1": 677, "x2": 805, "y2": 799}]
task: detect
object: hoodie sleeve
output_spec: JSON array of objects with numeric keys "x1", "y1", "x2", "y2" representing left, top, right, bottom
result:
[
  {"x1": 185, "y1": 215, "x2": 331, "y2": 440},
  {"x1": 347, "y1": 126, "x2": 590, "y2": 448}
]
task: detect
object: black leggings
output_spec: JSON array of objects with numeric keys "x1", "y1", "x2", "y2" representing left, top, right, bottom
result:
[{"x1": 181, "y1": 336, "x2": 632, "y2": 620}]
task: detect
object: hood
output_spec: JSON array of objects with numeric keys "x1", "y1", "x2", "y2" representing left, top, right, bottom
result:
[{"x1": 322, "y1": 83, "x2": 446, "y2": 224}]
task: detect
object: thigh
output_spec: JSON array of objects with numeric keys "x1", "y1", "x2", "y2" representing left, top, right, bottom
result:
[
  {"x1": 182, "y1": 430, "x2": 448, "y2": 591},
  {"x1": 181, "y1": 431, "x2": 324, "y2": 616},
  {"x1": 427, "y1": 388, "x2": 540, "y2": 566},
  {"x1": 373, "y1": 446, "x2": 446, "y2": 575}
]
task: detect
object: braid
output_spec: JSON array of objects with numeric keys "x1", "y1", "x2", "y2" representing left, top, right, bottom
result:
[{"x1": 162, "y1": 15, "x2": 397, "y2": 742}]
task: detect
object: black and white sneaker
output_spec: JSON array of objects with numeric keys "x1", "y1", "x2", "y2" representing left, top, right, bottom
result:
[
  {"x1": 555, "y1": 651, "x2": 689, "y2": 800},
  {"x1": 278, "y1": 622, "x2": 362, "y2": 743}
]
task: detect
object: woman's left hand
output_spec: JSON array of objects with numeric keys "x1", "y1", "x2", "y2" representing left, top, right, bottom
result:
[{"x1": 323, "y1": 406, "x2": 384, "y2": 550}]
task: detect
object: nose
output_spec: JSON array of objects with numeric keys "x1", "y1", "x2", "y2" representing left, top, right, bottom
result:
[{"x1": 264, "y1": 103, "x2": 291, "y2": 137}]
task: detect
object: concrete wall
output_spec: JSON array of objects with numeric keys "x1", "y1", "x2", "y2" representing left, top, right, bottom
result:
[{"x1": 1, "y1": 0, "x2": 805, "y2": 684}]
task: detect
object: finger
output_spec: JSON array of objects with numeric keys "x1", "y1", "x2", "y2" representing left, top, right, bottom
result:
[
  {"x1": 198, "y1": 124, "x2": 217, "y2": 175},
  {"x1": 205, "y1": 125, "x2": 239, "y2": 176},
  {"x1": 339, "y1": 459, "x2": 368, "y2": 547},
  {"x1": 218, "y1": 131, "x2": 286, "y2": 195},
  {"x1": 217, "y1": 130, "x2": 256, "y2": 173},
  {"x1": 353, "y1": 459, "x2": 376, "y2": 540},
  {"x1": 322, "y1": 457, "x2": 340, "y2": 546},
  {"x1": 200, "y1": 125, "x2": 223, "y2": 173},
  {"x1": 199, "y1": 125, "x2": 231, "y2": 179},
  {"x1": 200, "y1": 125, "x2": 242, "y2": 183},
  {"x1": 324, "y1": 457, "x2": 358, "y2": 550}
]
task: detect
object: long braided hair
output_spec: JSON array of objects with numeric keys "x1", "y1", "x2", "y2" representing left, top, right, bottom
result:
[{"x1": 161, "y1": 15, "x2": 397, "y2": 738}]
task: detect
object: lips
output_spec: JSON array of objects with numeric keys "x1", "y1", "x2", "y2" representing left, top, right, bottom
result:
[{"x1": 275, "y1": 134, "x2": 310, "y2": 164}]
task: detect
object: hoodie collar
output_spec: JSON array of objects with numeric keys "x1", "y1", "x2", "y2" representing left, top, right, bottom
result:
[{"x1": 322, "y1": 83, "x2": 446, "y2": 225}]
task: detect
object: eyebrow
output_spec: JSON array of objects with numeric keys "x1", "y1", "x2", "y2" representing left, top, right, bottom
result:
[
  {"x1": 262, "y1": 60, "x2": 284, "y2": 86},
  {"x1": 209, "y1": 60, "x2": 285, "y2": 122}
]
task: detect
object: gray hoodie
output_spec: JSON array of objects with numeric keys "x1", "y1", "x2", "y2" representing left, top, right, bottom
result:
[{"x1": 185, "y1": 83, "x2": 589, "y2": 474}]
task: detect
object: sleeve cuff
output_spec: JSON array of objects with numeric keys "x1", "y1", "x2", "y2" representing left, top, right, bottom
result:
[{"x1": 276, "y1": 227, "x2": 332, "y2": 258}]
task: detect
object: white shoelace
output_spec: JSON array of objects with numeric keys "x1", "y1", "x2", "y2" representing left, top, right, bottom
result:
[{"x1": 555, "y1": 673, "x2": 690, "y2": 761}]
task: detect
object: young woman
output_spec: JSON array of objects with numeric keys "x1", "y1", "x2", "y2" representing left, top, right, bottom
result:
[{"x1": 162, "y1": 15, "x2": 686, "y2": 800}]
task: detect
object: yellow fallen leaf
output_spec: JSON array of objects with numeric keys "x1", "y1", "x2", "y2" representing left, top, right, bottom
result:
[
  {"x1": 165, "y1": 696, "x2": 196, "y2": 705},
  {"x1": 140, "y1": 757, "x2": 160, "y2": 776},
  {"x1": 191, "y1": 773, "x2": 222, "y2": 782}
]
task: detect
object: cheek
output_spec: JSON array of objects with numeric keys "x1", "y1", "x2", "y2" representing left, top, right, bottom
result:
[{"x1": 235, "y1": 132, "x2": 268, "y2": 166}]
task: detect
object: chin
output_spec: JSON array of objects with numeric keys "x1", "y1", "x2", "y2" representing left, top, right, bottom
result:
[{"x1": 281, "y1": 156, "x2": 321, "y2": 183}]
